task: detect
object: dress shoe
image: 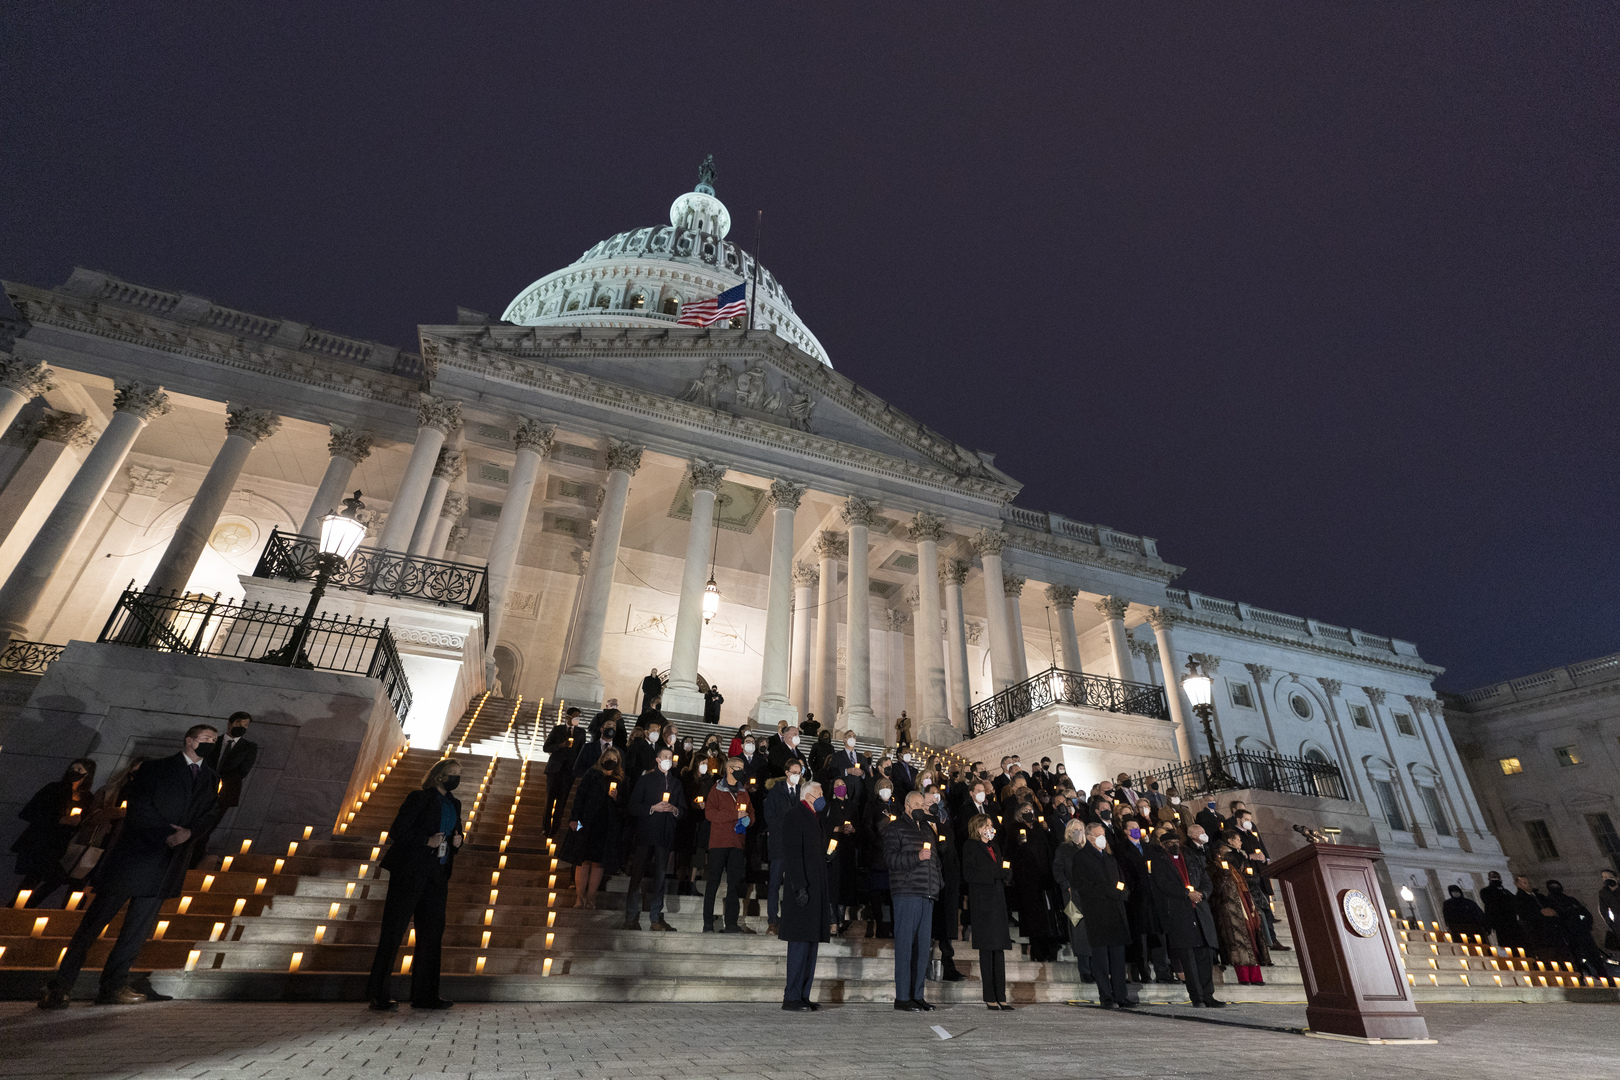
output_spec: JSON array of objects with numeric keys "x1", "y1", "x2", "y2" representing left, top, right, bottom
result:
[
  {"x1": 1205, "y1": 998, "x2": 1227, "y2": 1008},
  {"x1": 915, "y1": 999, "x2": 937, "y2": 1011},
  {"x1": 997, "y1": 1002, "x2": 1016, "y2": 1011},
  {"x1": 804, "y1": 1001, "x2": 821, "y2": 1011},
  {"x1": 1190, "y1": 1001, "x2": 1206, "y2": 1008},
  {"x1": 411, "y1": 998, "x2": 454, "y2": 1010},
  {"x1": 782, "y1": 1000, "x2": 813, "y2": 1012},
  {"x1": 37, "y1": 985, "x2": 69, "y2": 1010},
  {"x1": 767, "y1": 922, "x2": 780, "y2": 935},
  {"x1": 723, "y1": 925, "x2": 743, "y2": 934},
  {"x1": 1117, "y1": 999, "x2": 1138, "y2": 1008},
  {"x1": 1096, "y1": 1001, "x2": 1117, "y2": 1009},
  {"x1": 702, "y1": 924, "x2": 717, "y2": 933},
  {"x1": 1269, "y1": 942, "x2": 1291, "y2": 951},
  {"x1": 138, "y1": 986, "x2": 174, "y2": 1002},
  {"x1": 941, "y1": 967, "x2": 966, "y2": 982},
  {"x1": 368, "y1": 998, "x2": 399, "y2": 1012},
  {"x1": 894, "y1": 1000, "x2": 923, "y2": 1012},
  {"x1": 623, "y1": 917, "x2": 641, "y2": 931},
  {"x1": 985, "y1": 1003, "x2": 1001, "y2": 1011},
  {"x1": 649, "y1": 919, "x2": 677, "y2": 932},
  {"x1": 94, "y1": 987, "x2": 146, "y2": 1006},
  {"x1": 739, "y1": 923, "x2": 757, "y2": 934}
]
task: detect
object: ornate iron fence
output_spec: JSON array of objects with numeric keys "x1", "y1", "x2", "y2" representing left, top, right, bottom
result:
[
  {"x1": 97, "y1": 588, "x2": 412, "y2": 721},
  {"x1": 969, "y1": 666, "x2": 1170, "y2": 735},
  {"x1": 253, "y1": 529, "x2": 488, "y2": 630},
  {"x1": 1134, "y1": 752, "x2": 1347, "y2": 800},
  {"x1": 0, "y1": 639, "x2": 65, "y2": 675}
]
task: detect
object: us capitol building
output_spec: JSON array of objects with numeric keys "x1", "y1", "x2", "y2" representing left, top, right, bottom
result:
[{"x1": 0, "y1": 163, "x2": 1509, "y2": 923}]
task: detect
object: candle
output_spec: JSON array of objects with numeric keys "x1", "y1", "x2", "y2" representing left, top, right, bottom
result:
[
  {"x1": 662, "y1": 792, "x2": 670, "y2": 802},
  {"x1": 1116, "y1": 881, "x2": 1125, "y2": 891},
  {"x1": 827, "y1": 839, "x2": 838, "y2": 854},
  {"x1": 1002, "y1": 862, "x2": 1011, "y2": 870}
]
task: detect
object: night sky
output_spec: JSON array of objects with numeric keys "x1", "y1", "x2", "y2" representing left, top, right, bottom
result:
[{"x1": 3, "y1": 6, "x2": 1614, "y2": 691}]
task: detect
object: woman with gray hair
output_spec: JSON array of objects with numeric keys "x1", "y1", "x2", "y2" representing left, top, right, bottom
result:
[
  {"x1": 961, "y1": 812, "x2": 1014, "y2": 1010},
  {"x1": 1051, "y1": 818, "x2": 1094, "y2": 985}
]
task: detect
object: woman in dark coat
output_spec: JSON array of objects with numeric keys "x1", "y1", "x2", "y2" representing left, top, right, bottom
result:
[
  {"x1": 672, "y1": 752, "x2": 706, "y2": 895},
  {"x1": 824, "y1": 777, "x2": 860, "y2": 930},
  {"x1": 860, "y1": 777, "x2": 899, "y2": 937},
  {"x1": 1072, "y1": 822, "x2": 1134, "y2": 1008},
  {"x1": 1051, "y1": 820, "x2": 1094, "y2": 983},
  {"x1": 1207, "y1": 829, "x2": 1269, "y2": 983},
  {"x1": 778, "y1": 781, "x2": 831, "y2": 1009},
  {"x1": 962, "y1": 813, "x2": 1014, "y2": 1010},
  {"x1": 1008, "y1": 805, "x2": 1062, "y2": 961},
  {"x1": 11, "y1": 758, "x2": 96, "y2": 908},
  {"x1": 561, "y1": 747, "x2": 626, "y2": 907}
]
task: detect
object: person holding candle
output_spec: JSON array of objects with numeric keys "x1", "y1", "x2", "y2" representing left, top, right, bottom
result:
[
  {"x1": 763, "y1": 760, "x2": 806, "y2": 934},
  {"x1": 962, "y1": 812, "x2": 1014, "y2": 1010},
  {"x1": 1207, "y1": 828, "x2": 1269, "y2": 985},
  {"x1": 11, "y1": 757, "x2": 97, "y2": 908},
  {"x1": 824, "y1": 777, "x2": 860, "y2": 931},
  {"x1": 623, "y1": 747, "x2": 685, "y2": 931},
  {"x1": 561, "y1": 748, "x2": 625, "y2": 909},
  {"x1": 702, "y1": 757, "x2": 755, "y2": 933},
  {"x1": 1071, "y1": 822, "x2": 1134, "y2": 1008},
  {"x1": 1144, "y1": 825, "x2": 1223, "y2": 1007},
  {"x1": 883, "y1": 790, "x2": 943, "y2": 1011},
  {"x1": 778, "y1": 780, "x2": 830, "y2": 1010},
  {"x1": 543, "y1": 707, "x2": 586, "y2": 838}
]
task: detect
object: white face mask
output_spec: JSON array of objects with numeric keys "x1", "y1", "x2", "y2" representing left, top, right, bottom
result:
[
  {"x1": 902, "y1": 754, "x2": 912, "y2": 763},
  {"x1": 846, "y1": 738, "x2": 856, "y2": 748},
  {"x1": 922, "y1": 778, "x2": 933, "y2": 788},
  {"x1": 1091, "y1": 835, "x2": 1108, "y2": 851},
  {"x1": 648, "y1": 733, "x2": 659, "y2": 743},
  {"x1": 973, "y1": 792, "x2": 985, "y2": 804},
  {"x1": 788, "y1": 773, "x2": 801, "y2": 786},
  {"x1": 878, "y1": 788, "x2": 892, "y2": 800},
  {"x1": 789, "y1": 736, "x2": 799, "y2": 747},
  {"x1": 698, "y1": 763, "x2": 708, "y2": 775},
  {"x1": 1170, "y1": 796, "x2": 1181, "y2": 805},
  {"x1": 744, "y1": 742, "x2": 756, "y2": 753},
  {"x1": 658, "y1": 759, "x2": 672, "y2": 772},
  {"x1": 1240, "y1": 820, "x2": 1253, "y2": 831}
]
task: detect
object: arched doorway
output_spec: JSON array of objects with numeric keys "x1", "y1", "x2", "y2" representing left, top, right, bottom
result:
[{"x1": 493, "y1": 645, "x2": 521, "y2": 698}]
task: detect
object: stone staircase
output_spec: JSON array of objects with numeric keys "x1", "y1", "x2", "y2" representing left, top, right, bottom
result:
[{"x1": 5, "y1": 692, "x2": 1616, "y2": 1004}]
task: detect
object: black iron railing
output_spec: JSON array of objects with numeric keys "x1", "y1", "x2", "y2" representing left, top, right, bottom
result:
[
  {"x1": 969, "y1": 666, "x2": 1170, "y2": 735},
  {"x1": 0, "y1": 639, "x2": 65, "y2": 675},
  {"x1": 98, "y1": 589, "x2": 412, "y2": 721},
  {"x1": 1134, "y1": 752, "x2": 1348, "y2": 800},
  {"x1": 253, "y1": 529, "x2": 488, "y2": 632}
]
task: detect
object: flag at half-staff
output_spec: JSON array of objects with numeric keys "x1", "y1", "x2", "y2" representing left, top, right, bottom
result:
[{"x1": 676, "y1": 282, "x2": 748, "y2": 327}]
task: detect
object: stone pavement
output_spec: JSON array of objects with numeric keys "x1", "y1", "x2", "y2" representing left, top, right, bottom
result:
[{"x1": 0, "y1": 1000, "x2": 1613, "y2": 1080}]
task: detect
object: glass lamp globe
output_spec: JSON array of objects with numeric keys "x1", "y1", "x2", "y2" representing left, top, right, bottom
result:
[
  {"x1": 319, "y1": 490, "x2": 368, "y2": 561},
  {"x1": 1399, "y1": 885, "x2": 1416, "y2": 903},
  {"x1": 1182, "y1": 673, "x2": 1214, "y2": 708},
  {"x1": 701, "y1": 577, "x2": 720, "y2": 624}
]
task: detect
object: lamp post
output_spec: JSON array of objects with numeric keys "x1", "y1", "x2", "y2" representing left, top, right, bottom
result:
[
  {"x1": 1181, "y1": 657, "x2": 1236, "y2": 789},
  {"x1": 1399, "y1": 884, "x2": 1419, "y2": 927},
  {"x1": 260, "y1": 491, "x2": 367, "y2": 668}
]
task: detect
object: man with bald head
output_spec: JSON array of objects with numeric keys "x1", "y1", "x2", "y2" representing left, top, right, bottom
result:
[{"x1": 883, "y1": 790, "x2": 944, "y2": 1011}]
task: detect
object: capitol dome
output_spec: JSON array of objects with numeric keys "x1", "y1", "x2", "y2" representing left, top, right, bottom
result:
[{"x1": 500, "y1": 159, "x2": 831, "y2": 367}]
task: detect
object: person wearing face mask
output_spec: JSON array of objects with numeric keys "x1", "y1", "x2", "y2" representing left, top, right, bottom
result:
[
  {"x1": 808, "y1": 727, "x2": 835, "y2": 772},
  {"x1": 924, "y1": 789, "x2": 966, "y2": 982},
  {"x1": 1207, "y1": 829, "x2": 1268, "y2": 984},
  {"x1": 778, "y1": 780, "x2": 831, "y2": 1010},
  {"x1": 623, "y1": 748, "x2": 685, "y2": 931},
  {"x1": 1156, "y1": 786, "x2": 1191, "y2": 832},
  {"x1": 962, "y1": 812, "x2": 1014, "y2": 1009},
  {"x1": 1114, "y1": 773, "x2": 1141, "y2": 809},
  {"x1": 1072, "y1": 822, "x2": 1133, "y2": 1007},
  {"x1": 764, "y1": 761, "x2": 808, "y2": 934},
  {"x1": 360, "y1": 756, "x2": 464, "y2": 1011},
  {"x1": 702, "y1": 757, "x2": 755, "y2": 933},
  {"x1": 1194, "y1": 798, "x2": 1226, "y2": 840},
  {"x1": 1441, "y1": 884, "x2": 1489, "y2": 940},
  {"x1": 769, "y1": 725, "x2": 808, "y2": 779},
  {"x1": 1145, "y1": 826, "x2": 1223, "y2": 1007},
  {"x1": 861, "y1": 778, "x2": 898, "y2": 938},
  {"x1": 890, "y1": 747, "x2": 918, "y2": 801},
  {"x1": 543, "y1": 707, "x2": 586, "y2": 838},
  {"x1": 825, "y1": 778, "x2": 860, "y2": 932},
  {"x1": 1231, "y1": 810, "x2": 1286, "y2": 951},
  {"x1": 12, "y1": 757, "x2": 97, "y2": 908},
  {"x1": 561, "y1": 748, "x2": 627, "y2": 910},
  {"x1": 883, "y1": 791, "x2": 943, "y2": 1011},
  {"x1": 1090, "y1": 796, "x2": 1117, "y2": 840},
  {"x1": 1541, "y1": 879, "x2": 1606, "y2": 976},
  {"x1": 1511, "y1": 875, "x2": 1564, "y2": 957},
  {"x1": 1479, "y1": 870, "x2": 1524, "y2": 948},
  {"x1": 574, "y1": 710, "x2": 623, "y2": 774},
  {"x1": 189, "y1": 711, "x2": 259, "y2": 867},
  {"x1": 894, "y1": 710, "x2": 913, "y2": 748},
  {"x1": 820, "y1": 729, "x2": 866, "y2": 792},
  {"x1": 1051, "y1": 819, "x2": 1095, "y2": 985},
  {"x1": 666, "y1": 728, "x2": 687, "y2": 772},
  {"x1": 703, "y1": 683, "x2": 725, "y2": 724},
  {"x1": 799, "y1": 711, "x2": 821, "y2": 739},
  {"x1": 1009, "y1": 800, "x2": 1062, "y2": 962},
  {"x1": 1113, "y1": 815, "x2": 1175, "y2": 984}
]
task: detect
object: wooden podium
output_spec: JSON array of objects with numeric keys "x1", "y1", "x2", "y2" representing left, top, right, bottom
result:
[{"x1": 1264, "y1": 842, "x2": 1429, "y2": 1041}]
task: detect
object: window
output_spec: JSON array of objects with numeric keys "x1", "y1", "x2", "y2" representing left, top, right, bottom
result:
[
  {"x1": 662, "y1": 297, "x2": 680, "y2": 315},
  {"x1": 1304, "y1": 748, "x2": 1332, "y2": 765},
  {"x1": 1229, "y1": 682, "x2": 1254, "y2": 709},
  {"x1": 1418, "y1": 787, "x2": 1452, "y2": 837},
  {"x1": 1587, "y1": 813, "x2": 1620, "y2": 873},
  {"x1": 1290, "y1": 694, "x2": 1312, "y2": 719},
  {"x1": 1393, "y1": 712, "x2": 1417, "y2": 737},
  {"x1": 566, "y1": 298, "x2": 581, "y2": 311},
  {"x1": 1554, "y1": 745, "x2": 1582, "y2": 767},
  {"x1": 628, "y1": 291, "x2": 647, "y2": 309},
  {"x1": 1373, "y1": 779, "x2": 1407, "y2": 832},
  {"x1": 595, "y1": 295, "x2": 611, "y2": 309},
  {"x1": 1524, "y1": 819, "x2": 1559, "y2": 861},
  {"x1": 1498, "y1": 757, "x2": 1523, "y2": 775},
  {"x1": 1350, "y1": 704, "x2": 1373, "y2": 728}
]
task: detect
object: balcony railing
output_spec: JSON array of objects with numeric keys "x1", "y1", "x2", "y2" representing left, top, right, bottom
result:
[
  {"x1": 97, "y1": 588, "x2": 412, "y2": 722},
  {"x1": 253, "y1": 529, "x2": 488, "y2": 635},
  {"x1": 0, "y1": 639, "x2": 65, "y2": 675},
  {"x1": 1134, "y1": 752, "x2": 1348, "y2": 800},
  {"x1": 969, "y1": 666, "x2": 1170, "y2": 735}
]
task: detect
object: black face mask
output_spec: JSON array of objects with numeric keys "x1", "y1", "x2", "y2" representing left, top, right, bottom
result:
[
  {"x1": 229, "y1": 725, "x2": 248, "y2": 738},
  {"x1": 442, "y1": 775, "x2": 461, "y2": 791},
  {"x1": 602, "y1": 729, "x2": 616, "y2": 740},
  {"x1": 1098, "y1": 810, "x2": 1111, "y2": 821},
  {"x1": 1546, "y1": 883, "x2": 1564, "y2": 895},
  {"x1": 911, "y1": 808, "x2": 929, "y2": 822}
]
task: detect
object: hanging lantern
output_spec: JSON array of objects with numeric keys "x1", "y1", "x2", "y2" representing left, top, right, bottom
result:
[{"x1": 702, "y1": 576, "x2": 721, "y2": 624}]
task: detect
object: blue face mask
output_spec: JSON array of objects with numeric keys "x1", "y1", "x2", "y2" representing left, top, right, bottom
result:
[
  {"x1": 1127, "y1": 826, "x2": 1141, "y2": 841},
  {"x1": 812, "y1": 797, "x2": 826, "y2": 812}
]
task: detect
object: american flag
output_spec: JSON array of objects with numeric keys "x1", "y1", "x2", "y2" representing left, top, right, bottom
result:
[{"x1": 676, "y1": 282, "x2": 748, "y2": 327}]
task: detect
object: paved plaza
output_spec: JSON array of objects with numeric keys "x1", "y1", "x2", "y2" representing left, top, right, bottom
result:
[{"x1": 0, "y1": 1000, "x2": 1613, "y2": 1080}]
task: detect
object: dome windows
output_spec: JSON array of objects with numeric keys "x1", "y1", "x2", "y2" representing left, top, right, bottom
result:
[
  {"x1": 565, "y1": 297, "x2": 581, "y2": 312},
  {"x1": 628, "y1": 291, "x2": 647, "y2": 310},
  {"x1": 662, "y1": 297, "x2": 680, "y2": 316}
]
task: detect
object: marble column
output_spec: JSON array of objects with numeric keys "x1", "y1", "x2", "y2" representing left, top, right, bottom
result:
[
  {"x1": 407, "y1": 449, "x2": 463, "y2": 556},
  {"x1": 1144, "y1": 606, "x2": 1194, "y2": 762},
  {"x1": 1245, "y1": 663, "x2": 1282, "y2": 751},
  {"x1": 378, "y1": 395, "x2": 461, "y2": 553},
  {"x1": 1095, "y1": 595, "x2": 1136, "y2": 682},
  {"x1": 751, "y1": 479, "x2": 806, "y2": 726},
  {"x1": 484, "y1": 419, "x2": 552, "y2": 674},
  {"x1": 810, "y1": 531, "x2": 845, "y2": 731},
  {"x1": 298, "y1": 426, "x2": 373, "y2": 536},
  {"x1": 940, "y1": 558, "x2": 972, "y2": 732},
  {"x1": 907, "y1": 514, "x2": 950, "y2": 737},
  {"x1": 429, "y1": 492, "x2": 467, "y2": 560},
  {"x1": 0, "y1": 354, "x2": 54, "y2": 439},
  {"x1": 661, "y1": 459, "x2": 727, "y2": 719},
  {"x1": 145, "y1": 405, "x2": 280, "y2": 597},
  {"x1": 839, "y1": 497, "x2": 878, "y2": 732},
  {"x1": 790, "y1": 562, "x2": 817, "y2": 722},
  {"x1": 1315, "y1": 678, "x2": 1367, "y2": 804},
  {"x1": 0, "y1": 382, "x2": 171, "y2": 643},
  {"x1": 0, "y1": 414, "x2": 95, "y2": 587},
  {"x1": 972, "y1": 530, "x2": 1017, "y2": 693},
  {"x1": 555, "y1": 436, "x2": 639, "y2": 706},
  {"x1": 1422, "y1": 697, "x2": 1487, "y2": 836},
  {"x1": 1004, "y1": 573, "x2": 1029, "y2": 680},
  {"x1": 1045, "y1": 585, "x2": 1082, "y2": 672}
]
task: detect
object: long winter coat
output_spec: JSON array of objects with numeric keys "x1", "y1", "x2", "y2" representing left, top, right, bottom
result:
[
  {"x1": 777, "y1": 800, "x2": 831, "y2": 944},
  {"x1": 1009, "y1": 821, "x2": 1060, "y2": 940},
  {"x1": 1070, "y1": 841, "x2": 1132, "y2": 947},
  {"x1": 1207, "y1": 842, "x2": 1269, "y2": 966},
  {"x1": 961, "y1": 838, "x2": 1013, "y2": 951},
  {"x1": 560, "y1": 768, "x2": 625, "y2": 870},
  {"x1": 95, "y1": 753, "x2": 220, "y2": 899},
  {"x1": 11, "y1": 780, "x2": 90, "y2": 879},
  {"x1": 1143, "y1": 842, "x2": 1218, "y2": 951}
]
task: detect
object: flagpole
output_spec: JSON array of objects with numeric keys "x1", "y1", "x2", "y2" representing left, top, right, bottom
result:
[{"x1": 748, "y1": 209, "x2": 763, "y2": 331}]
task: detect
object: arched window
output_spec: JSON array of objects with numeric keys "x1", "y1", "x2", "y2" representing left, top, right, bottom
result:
[
  {"x1": 595, "y1": 294, "x2": 611, "y2": 310},
  {"x1": 628, "y1": 291, "x2": 647, "y2": 310},
  {"x1": 1304, "y1": 748, "x2": 1332, "y2": 765},
  {"x1": 662, "y1": 297, "x2": 680, "y2": 315},
  {"x1": 566, "y1": 297, "x2": 581, "y2": 312}
]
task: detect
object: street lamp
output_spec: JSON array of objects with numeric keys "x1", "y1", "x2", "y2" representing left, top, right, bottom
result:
[
  {"x1": 260, "y1": 491, "x2": 366, "y2": 668},
  {"x1": 1399, "y1": 884, "x2": 1419, "y2": 926},
  {"x1": 1182, "y1": 657, "x2": 1236, "y2": 788}
]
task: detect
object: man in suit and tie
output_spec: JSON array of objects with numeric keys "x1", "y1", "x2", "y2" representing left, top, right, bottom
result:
[
  {"x1": 40, "y1": 725, "x2": 222, "y2": 1008},
  {"x1": 191, "y1": 711, "x2": 259, "y2": 867},
  {"x1": 543, "y1": 707, "x2": 585, "y2": 837}
]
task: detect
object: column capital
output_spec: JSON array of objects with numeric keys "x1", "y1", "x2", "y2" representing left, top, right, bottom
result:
[
  {"x1": 416, "y1": 394, "x2": 463, "y2": 435},
  {"x1": 1130, "y1": 638, "x2": 1160, "y2": 662},
  {"x1": 815, "y1": 530, "x2": 848, "y2": 560},
  {"x1": 792, "y1": 561, "x2": 819, "y2": 588},
  {"x1": 768, "y1": 478, "x2": 807, "y2": 512},
  {"x1": 1244, "y1": 662, "x2": 1274, "y2": 684},
  {"x1": 225, "y1": 403, "x2": 281, "y2": 444},
  {"x1": 907, "y1": 511, "x2": 946, "y2": 543},
  {"x1": 1425, "y1": 696, "x2": 1447, "y2": 717},
  {"x1": 440, "y1": 492, "x2": 469, "y2": 520},
  {"x1": 604, "y1": 437, "x2": 645, "y2": 475},
  {"x1": 905, "y1": 584, "x2": 922, "y2": 610},
  {"x1": 971, "y1": 528, "x2": 1008, "y2": 557},
  {"x1": 113, "y1": 381, "x2": 172, "y2": 422},
  {"x1": 0, "y1": 355, "x2": 55, "y2": 397},
  {"x1": 1404, "y1": 693, "x2": 1428, "y2": 712},
  {"x1": 327, "y1": 424, "x2": 373, "y2": 464},
  {"x1": 1002, "y1": 572, "x2": 1026, "y2": 597},
  {"x1": 840, "y1": 495, "x2": 879, "y2": 528},
  {"x1": 433, "y1": 448, "x2": 466, "y2": 481},
  {"x1": 1317, "y1": 676, "x2": 1343, "y2": 697},
  {"x1": 36, "y1": 412, "x2": 95, "y2": 449},
  {"x1": 1190, "y1": 651, "x2": 1221, "y2": 674},
  {"x1": 127, "y1": 463, "x2": 173, "y2": 496},
  {"x1": 1142, "y1": 604, "x2": 1175, "y2": 631},
  {"x1": 885, "y1": 608, "x2": 909, "y2": 631},
  {"x1": 1096, "y1": 595, "x2": 1130, "y2": 621},
  {"x1": 1363, "y1": 686, "x2": 1387, "y2": 705},
  {"x1": 514, "y1": 417, "x2": 556, "y2": 455},
  {"x1": 1044, "y1": 583, "x2": 1078, "y2": 609},
  {"x1": 939, "y1": 558, "x2": 970, "y2": 586},
  {"x1": 687, "y1": 457, "x2": 728, "y2": 492}
]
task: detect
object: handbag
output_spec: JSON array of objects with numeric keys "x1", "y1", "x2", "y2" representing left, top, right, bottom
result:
[
  {"x1": 61, "y1": 843, "x2": 102, "y2": 879},
  {"x1": 1064, "y1": 899, "x2": 1083, "y2": 924}
]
